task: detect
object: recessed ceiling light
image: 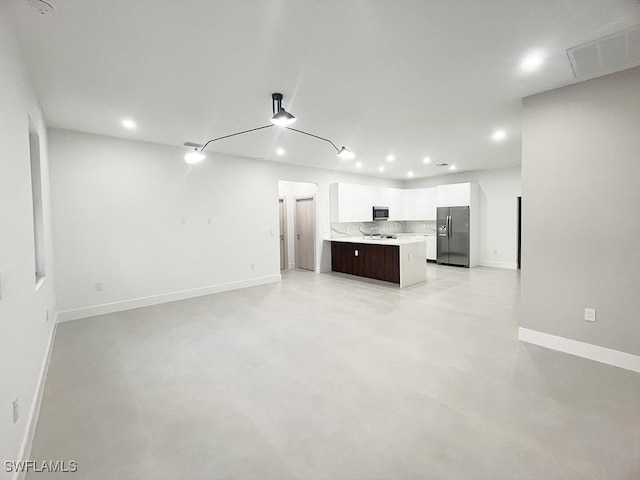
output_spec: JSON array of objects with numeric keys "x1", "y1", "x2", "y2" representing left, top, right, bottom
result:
[
  {"x1": 491, "y1": 129, "x2": 507, "y2": 142},
  {"x1": 276, "y1": 147, "x2": 285, "y2": 156},
  {"x1": 449, "y1": 165, "x2": 457, "y2": 171},
  {"x1": 520, "y1": 50, "x2": 545, "y2": 73},
  {"x1": 386, "y1": 154, "x2": 395, "y2": 162},
  {"x1": 121, "y1": 118, "x2": 137, "y2": 130},
  {"x1": 422, "y1": 156, "x2": 431, "y2": 164},
  {"x1": 378, "y1": 166, "x2": 385, "y2": 172},
  {"x1": 407, "y1": 171, "x2": 414, "y2": 177},
  {"x1": 355, "y1": 161, "x2": 363, "y2": 168}
]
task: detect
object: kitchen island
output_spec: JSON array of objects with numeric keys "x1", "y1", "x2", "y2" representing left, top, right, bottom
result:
[{"x1": 328, "y1": 236, "x2": 427, "y2": 287}]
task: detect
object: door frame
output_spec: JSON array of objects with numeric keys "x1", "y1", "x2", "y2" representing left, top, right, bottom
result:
[
  {"x1": 279, "y1": 196, "x2": 288, "y2": 270},
  {"x1": 517, "y1": 196, "x2": 522, "y2": 270},
  {"x1": 294, "y1": 194, "x2": 316, "y2": 271}
]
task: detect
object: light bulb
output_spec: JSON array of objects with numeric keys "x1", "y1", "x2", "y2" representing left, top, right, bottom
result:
[
  {"x1": 185, "y1": 149, "x2": 205, "y2": 164},
  {"x1": 337, "y1": 147, "x2": 355, "y2": 160}
]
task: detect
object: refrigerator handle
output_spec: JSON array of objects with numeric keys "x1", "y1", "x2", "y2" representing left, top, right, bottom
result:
[{"x1": 447, "y1": 215, "x2": 451, "y2": 238}]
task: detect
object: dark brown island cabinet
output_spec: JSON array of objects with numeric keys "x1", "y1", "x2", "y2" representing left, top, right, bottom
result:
[{"x1": 330, "y1": 237, "x2": 427, "y2": 287}]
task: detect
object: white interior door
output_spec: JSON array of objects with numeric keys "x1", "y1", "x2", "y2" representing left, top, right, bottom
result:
[
  {"x1": 295, "y1": 196, "x2": 316, "y2": 271},
  {"x1": 279, "y1": 197, "x2": 287, "y2": 270}
]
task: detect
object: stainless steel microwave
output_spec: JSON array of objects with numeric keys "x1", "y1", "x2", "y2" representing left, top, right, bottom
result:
[{"x1": 372, "y1": 206, "x2": 389, "y2": 221}]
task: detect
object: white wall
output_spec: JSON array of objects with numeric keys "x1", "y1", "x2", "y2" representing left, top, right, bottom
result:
[
  {"x1": 0, "y1": 6, "x2": 57, "y2": 478},
  {"x1": 49, "y1": 129, "x2": 402, "y2": 319},
  {"x1": 521, "y1": 67, "x2": 640, "y2": 357},
  {"x1": 278, "y1": 181, "x2": 318, "y2": 269},
  {"x1": 404, "y1": 167, "x2": 522, "y2": 269}
]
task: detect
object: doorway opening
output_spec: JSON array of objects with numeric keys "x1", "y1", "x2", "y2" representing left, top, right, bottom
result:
[{"x1": 278, "y1": 181, "x2": 318, "y2": 272}]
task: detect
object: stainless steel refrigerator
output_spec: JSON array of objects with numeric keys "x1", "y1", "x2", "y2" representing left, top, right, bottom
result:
[{"x1": 437, "y1": 206, "x2": 470, "y2": 267}]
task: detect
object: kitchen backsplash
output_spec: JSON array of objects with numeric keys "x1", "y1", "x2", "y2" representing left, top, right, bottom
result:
[{"x1": 330, "y1": 221, "x2": 436, "y2": 237}]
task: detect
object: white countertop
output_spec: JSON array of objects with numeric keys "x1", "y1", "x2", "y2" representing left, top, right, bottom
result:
[
  {"x1": 392, "y1": 232, "x2": 436, "y2": 237},
  {"x1": 327, "y1": 235, "x2": 429, "y2": 246}
]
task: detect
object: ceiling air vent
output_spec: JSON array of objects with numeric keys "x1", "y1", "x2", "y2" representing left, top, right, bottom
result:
[
  {"x1": 27, "y1": 0, "x2": 54, "y2": 15},
  {"x1": 435, "y1": 163, "x2": 449, "y2": 167},
  {"x1": 566, "y1": 24, "x2": 640, "y2": 80}
]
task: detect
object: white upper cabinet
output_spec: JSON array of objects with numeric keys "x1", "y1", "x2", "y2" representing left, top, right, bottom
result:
[
  {"x1": 414, "y1": 187, "x2": 437, "y2": 220},
  {"x1": 330, "y1": 183, "x2": 396, "y2": 222},
  {"x1": 453, "y1": 183, "x2": 471, "y2": 206},
  {"x1": 400, "y1": 188, "x2": 436, "y2": 221},
  {"x1": 330, "y1": 183, "x2": 368, "y2": 222},
  {"x1": 331, "y1": 183, "x2": 462, "y2": 222},
  {"x1": 402, "y1": 189, "x2": 415, "y2": 220},
  {"x1": 378, "y1": 187, "x2": 403, "y2": 220},
  {"x1": 437, "y1": 182, "x2": 473, "y2": 207}
]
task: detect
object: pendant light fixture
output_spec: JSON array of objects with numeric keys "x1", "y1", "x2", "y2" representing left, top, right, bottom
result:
[
  {"x1": 184, "y1": 92, "x2": 354, "y2": 163},
  {"x1": 184, "y1": 148, "x2": 206, "y2": 164},
  {"x1": 270, "y1": 93, "x2": 296, "y2": 127}
]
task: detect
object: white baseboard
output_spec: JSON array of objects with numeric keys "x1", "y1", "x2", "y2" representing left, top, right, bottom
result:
[
  {"x1": 519, "y1": 327, "x2": 640, "y2": 373},
  {"x1": 15, "y1": 319, "x2": 58, "y2": 480},
  {"x1": 479, "y1": 259, "x2": 518, "y2": 269},
  {"x1": 56, "y1": 275, "x2": 281, "y2": 323}
]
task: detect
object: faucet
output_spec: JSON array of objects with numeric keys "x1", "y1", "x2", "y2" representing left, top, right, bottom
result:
[{"x1": 370, "y1": 225, "x2": 379, "y2": 239}]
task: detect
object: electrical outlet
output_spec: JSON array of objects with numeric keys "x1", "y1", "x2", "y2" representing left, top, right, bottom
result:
[
  {"x1": 250, "y1": 263, "x2": 255, "y2": 270},
  {"x1": 12, "y1": 398, "x2": 19, "y2": 424},
  {"x1": 584, "y1": 308, "x2": 596, "y2": 322},
  {"x1": 180, "y1": 217, "x2": 187, "y2": 225},
  {"x1": 95, "y1": 282, "x2": 103, "y2": 293},
  {"x1": 207, "y1": 218, "x2": 212, "y2": 224},
  {"x1": 355, "y1": 249, "x2": 359, "y2": 257}
]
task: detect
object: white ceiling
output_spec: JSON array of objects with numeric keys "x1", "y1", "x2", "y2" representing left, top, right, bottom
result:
[{"x1": 7, "y1": 0, "x2": 640, "y2": 179}]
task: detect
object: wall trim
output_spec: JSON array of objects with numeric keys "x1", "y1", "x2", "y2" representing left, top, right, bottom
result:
[
  {"x1": 519, "y1": 327, "x2": 640, "y2": 373},
  {"x1": 15, "y1": 319, "x2": 58, "y2": 480},
  {"x1": 479, "y1": 259, "x2": 518, "y2": 269},
  {"x1": 57, "y1": 275, "x2": 281, "y2": 323}
]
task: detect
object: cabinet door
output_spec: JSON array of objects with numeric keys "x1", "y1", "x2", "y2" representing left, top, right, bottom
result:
[
  {"x1": 424, "y1": 187, "x2": 437, "y2": 220},
  {"x1": 452, "y1": 183, "x2": 471, "y2": 206},
  {"x1": 335, "y1": 183, "x2": 373, "y2": 222},
  {"x1": 413, "y1": 188, "x2": 427, "y2": 220},
  {"x1": 331, "y1": 242, "x2": 363, "y2": 276},
  {"x1": 385, "y1": 188, "x2": 403, "y2": 221},
  {"x1": 339, "y1": 184, "x2": 357, "y2": 222},
  {"x1": 437, "y1": 184, "x2": 454, "y2": 206},
  {"x1": 402, "y1": 189, "x2": 415, "y2": 220},
  {"x1": 353, "y1": 184, "x2": 373, "y2": 222}
]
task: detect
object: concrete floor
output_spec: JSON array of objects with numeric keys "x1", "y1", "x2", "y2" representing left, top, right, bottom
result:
[{"x1": 28, "y1": 266, "x2": 640, "y2": 479}]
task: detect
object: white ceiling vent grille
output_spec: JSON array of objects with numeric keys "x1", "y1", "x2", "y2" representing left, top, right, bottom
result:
[
  {"x1": 27, "y1": 0, "x2": 54, "y2": 15},
  {"x1": 566, "y1": 25, "x2": 640, "y2": 80}
]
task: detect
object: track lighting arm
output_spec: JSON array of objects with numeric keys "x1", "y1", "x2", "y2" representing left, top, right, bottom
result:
[
  {"x1": 285, "y1": 127, "x2": 340, "y2": 153},
  {"x1": 184, "y1": 92, "x2": 354, "y2": 163},
  {"x1": 199, "y1": 124, "x2": 274, "y2": 153}
]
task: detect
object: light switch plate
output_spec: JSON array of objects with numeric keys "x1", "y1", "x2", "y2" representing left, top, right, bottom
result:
[{"x1": 584, "y1": 308, "x2": 596, "y2": 322}]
